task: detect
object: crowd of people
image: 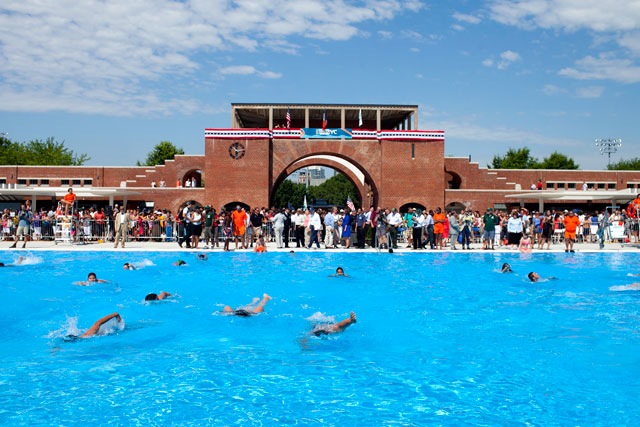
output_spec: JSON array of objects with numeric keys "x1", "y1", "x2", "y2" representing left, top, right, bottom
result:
[{"x1": 3, "y1": 188, "x2": 640, "y2": 250}]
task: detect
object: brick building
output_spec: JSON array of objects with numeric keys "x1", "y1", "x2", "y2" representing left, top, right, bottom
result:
[{"x1": 1, "y1": 103, "x2": 639, "y2": 213}]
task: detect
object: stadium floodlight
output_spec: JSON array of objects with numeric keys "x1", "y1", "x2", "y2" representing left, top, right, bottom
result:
[{"x1": 595, "y1": 138, "x2": 622, "y2": 167}]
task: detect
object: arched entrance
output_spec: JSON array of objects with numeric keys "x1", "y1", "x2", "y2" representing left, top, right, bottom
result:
[
  {"x1": 271, "y1": 154, "x2": 379, "y2": 209},
  {"x1": 182, "y1": 169, "x2": 203, "y2": 188}
]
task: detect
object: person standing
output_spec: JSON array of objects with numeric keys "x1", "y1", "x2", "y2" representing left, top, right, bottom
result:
[
  {"x1": 506, "y1": 210, "x2": 524, "y2": 249},
  {"x1": 563, "y1": 210, "x2": 581, "y2": 253},
  {"x1": 323, "y1": 207, "x2": 336, "y2": 248},
  {"x1": 448, "y1": 211, "x2": 460, "y2": 250},
  {"x1": 342, "y1": 208, "x2": 353, "y2": 249},
  {"x1": 432, "y1": 207, "x2": 446, "y2": 250},
  {"x1": 10, "y1": 205, "x2": 32, "y2": 249},
  {"x1": 482, "y1": 207, "x2": 499, "y2": 250},
  {"x1": 271, "y1": 208, "x2": 286, "y2": 248},
  {"x1": 283, "y1": 208, "x2": 292, "y2": 248},
  {"x1": 355, "y1": 208, "x2": 367, "y2": 249},
  {"x1": 113, "y1": 208, "x2": 131, "y2": 248},
  {"x1": 412, "y1": 208, "x2": 425, "y2": 250},
  {"x1": 203, "y1": 206, "x2": 216, "y2": 248},
  {"x1": 307, "y1": 208, "x2": 322, "y2": 249},
  {"x1": 230, "y1": 206, "x2": 248, "y2": 250},
  {"x1": 387, "y1": 208, "x2": 402, "y2": 249},
  {"x1": 293, "y1": 208, "x2": 305, "y2": 248}
]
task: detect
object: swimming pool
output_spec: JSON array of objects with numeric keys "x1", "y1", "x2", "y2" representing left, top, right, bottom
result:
[{"x1": 1, "y1": 251, "x2": 639, "y2": 426}]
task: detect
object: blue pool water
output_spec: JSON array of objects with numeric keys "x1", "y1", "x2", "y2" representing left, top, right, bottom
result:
[{"x1": 1, "y1": 251, "x2": 640, "y2": 426}]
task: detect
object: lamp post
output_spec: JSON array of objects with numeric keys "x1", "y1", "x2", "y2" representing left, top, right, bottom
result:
[{"x1": 595, "y1": 138, "x2": 622, "y2": 167}]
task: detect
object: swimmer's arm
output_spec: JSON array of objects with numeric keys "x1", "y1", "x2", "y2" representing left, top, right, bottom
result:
[
  {"x1": 157, "y1": 292, "x2": 171, "y2": 300},
  {"x1": 81, "y1": 312, "x2": 121, "y2": 338}
]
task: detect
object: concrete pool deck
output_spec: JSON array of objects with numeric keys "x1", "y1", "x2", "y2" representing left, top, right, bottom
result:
[{"x1": 1, "y1": 238, "x2": 639, "y2": 253}]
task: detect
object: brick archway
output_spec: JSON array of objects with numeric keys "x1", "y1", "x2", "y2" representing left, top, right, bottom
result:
[{"x1": 271, "y1": 155, "x2": 379, "y2": 208}]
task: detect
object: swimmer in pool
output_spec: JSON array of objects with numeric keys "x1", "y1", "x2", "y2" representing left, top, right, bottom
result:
[
  {"x1": 311, "y1": 312, "x2": 357, "y2": 336},
  {"x1": 173, "y1": 260, "x2": 186, "y2": 266},
  {"x1": 123, "y1": 262, "x2": 136, "y2": 270},
  {"x1": 330, "y1": 267, "x2": 347, "y2": 277},
  {"x1": 197, "y1": 253, "x2": 208, "y2": 261},
  {"x1": 501, "y1": 263, "x2": 512, "y2": 273},
  {"x1": 222, "y1": 294, "x2": 272, "y2": 316},
  {"x1": 528, "y1": 272, "x2": 540, "y2": 282},
  {"x1": 75, "y1": 272, "x2": 108, "y2": 285},
  {"x1": 77, "y1": 312, "x2": 123, "y2": 338},
  {"x1": 0, "y1": 256, "x2": 25, "y2": 267},
  {"x1": 145, "y1": 292, "x2": 172, "y2": 301}
]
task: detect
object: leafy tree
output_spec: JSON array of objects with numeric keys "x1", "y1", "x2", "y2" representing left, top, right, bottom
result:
[
  {"x1": 311, "y1": 173, "x2": 359, "y2": 207},
  {"x1": 538, "y1": 151, "x2": 579, "y2": 169},
  {"x1": 137, "y1": 141, "x2": 185, "y2": 166},
  {"x1": 0, "y1": 136, "x2": 89, "y2": 165},
  {"x1": 607, "y1": 158, "x2": 640, "y2": 170},
  {"x1": 490, "y1": 147, "x2": 538, "y2": 169}
]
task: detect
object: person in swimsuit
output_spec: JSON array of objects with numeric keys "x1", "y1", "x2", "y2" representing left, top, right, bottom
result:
[
  {"x1": 501, "y1": 263, "x2": 512, "y2": 273},
  {"x1": 75, "y1": 272, "x2": 108, "y2": 285},
  {"x1": 123, "y1": 262, "x2": 136, "y2": 270},
  {"x1": 145, "y1": 292, "x2": 172, "y2": 301},
  {"x1": 330, "y1": 267, "x2": 347, "y2": 277},
  {"x1": 519, "y1": 234, "x2": 533, "y2": 253},
  {"x1": 222, "y1": 294, "x2": 272, "y2": 316},
  {"x1": 78, "y1": 312, "x2": 123, "y2": 338},
  {"x1": 311, "y1": 312, "x2": 357, "y2": 336}
]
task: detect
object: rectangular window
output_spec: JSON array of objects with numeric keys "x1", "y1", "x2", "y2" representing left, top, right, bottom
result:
[
  {"x1": 83, "y1": 179, "x2": 93, "y2": 186},
  {"x1": 567, "y1": 182, "x2": 576, "y2": 189},
  {"x1": 411, "y1": 143, "x2": 415, "y2": 160},
  {"x1": 0, "y1": 178, "x2": 6, "y2": 185},
  {"x1": 546, "y1": 182, "x2": 554, "y2": 190},
  {"x1": 72, "y1": 179, "x2": 81, "y2": 186},
  {"x1": 40, "y1": 179, "x2": 49, "y2": 186},
  {"x1": 17, "y1": 179, "x2": 27, "y2": 185},
  {"x1": 556, "y1": 182, "x2": 565, "y2": 189},
  {"x1": 29, "y1": 179, "x2": 38, "y2": 186},
  {"x1": 597, "y1": 183, "x2": 606, "y2": 189},
  {"x1": 608, "y1": 183, "x2": 617, "y2": 190},
  {"x1": 61, "y1": 179, "x2": 70, "y2": 185}
]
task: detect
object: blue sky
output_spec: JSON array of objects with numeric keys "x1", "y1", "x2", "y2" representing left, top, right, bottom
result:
[{"x1": 1, "y1": 0, "x2": 638, "y2": 170}]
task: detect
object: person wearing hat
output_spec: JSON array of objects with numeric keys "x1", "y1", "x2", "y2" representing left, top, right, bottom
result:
[
  {"x1": 482, "y1": 207, "x2": 499, "y2": 250},
  {"x1": 563, "y1": 210, "x2": 580, "y2": 253}
]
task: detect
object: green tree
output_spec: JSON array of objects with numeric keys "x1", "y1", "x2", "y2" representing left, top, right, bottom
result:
[
  {"x1": 137, "y1": 141, "x2": 185, "y2": 166},
  {"x1": 607, "y1": 158, "x2": 640, "y2": 170},
  {"x1": 537, "y1": 151, "x2": 579, "y2": 169},
  {"x1": 490, "y1": 147, "x2": 538, "y2": 169},
  {"x1": 0, "y1": 136, "x2": 89, "y2": 165},
  {"x1": 311, "y1": 173, "x2": 359, "y2": 207}
]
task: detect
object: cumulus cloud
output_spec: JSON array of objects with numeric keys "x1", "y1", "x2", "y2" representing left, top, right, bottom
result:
[
  {"x1": 488, "y1": 0, "x2": 640, "y2": 82},
  {"x1": 559, "y1": 54, "x2": 640, "y2": 83},
  {"x1": 0, "y1": 0, "x2": 423, "y2": 115},
  {"x1": 483, "y1": 50, "x2": 521, "y2": 69},
  {"x1": 452, "y1": 12, "x2": 481, "y2": 25},
  {"x1": 575, "y1": 86, "x2": 605, "y2": 98}
]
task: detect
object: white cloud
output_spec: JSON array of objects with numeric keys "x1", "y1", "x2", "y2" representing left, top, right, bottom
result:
[
  {"x1": 483, "y1": 50, "x2": 521, "y2": 69},
  {"x1": 542, "y1": 84, "x2": 566, "y2": 96},
  {"x1": 575, "y1": 85, "x2": 605, "y2": 98},
  {"x1": 452, "y1": 12, "x2": 481, "y2": 25},
  {"x1": 559, "y1": 54, "x2": 640, "y2": 83},
  {"x1": 378, "y1": 30, "x2": 393, "y2": 39},
  {"x1": 0, "y1": 0, "x2": 423, "y2": 115}
]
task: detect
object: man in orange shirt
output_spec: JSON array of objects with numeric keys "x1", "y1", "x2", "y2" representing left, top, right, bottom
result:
[
  {"x1": 563, "y1": 210, "x2": 581, "y2": 253},
  {"x1": 230, "y1": 205, "x2": 248, "y2": 250},
  {"x1": 432, "y1": 207, "x2": 446, "y2": 250},
  {"x1": 61, "y1": 188, "x2": 76, "y2": 215}
]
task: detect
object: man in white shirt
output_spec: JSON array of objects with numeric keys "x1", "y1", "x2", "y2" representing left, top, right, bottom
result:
[
  {"x1": 307, "y1": 208, "x2": 322, "y2": 249},
  {"x1": 387, "y1": 208, "x2": 402, "y2": 249},
  {"x1": 324, "y1": 207, "x2": 337, "y2": 248}
]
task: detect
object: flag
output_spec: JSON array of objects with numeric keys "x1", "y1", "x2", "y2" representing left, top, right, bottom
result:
[
  {"x1": 322, "y1": 111, "x2": 327, "y2": 130},
  {"x1": 358, "y1": 109, "x2": 363, "y2": 127},
  {"x1": 286, "y1": 108, "x2": 291, "y2": 129},
  {"x1": 303, "y1": 195, "x2": 308, "y2": 210},
  {"x1": 346, "y1": 196, "x2": 355, "y2": 211}
]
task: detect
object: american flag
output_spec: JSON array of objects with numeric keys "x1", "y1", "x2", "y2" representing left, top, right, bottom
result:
[
  {"x1": 286, "y1": 109, "x2": 291, "y2": 129},
  {"x1": 322, "y1": 111, "x2": 327, "y2": 130},
  {"x1": 346, "y1": 196, "x2": 355, "y2": 211},
  {"x1": 358, "y1": 109, "x2": 363, "y2": 127}
]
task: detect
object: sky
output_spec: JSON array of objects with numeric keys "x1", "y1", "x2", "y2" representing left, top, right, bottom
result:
[{"x1": 1, "y1": 0, "x2": 639, "y2": 170}]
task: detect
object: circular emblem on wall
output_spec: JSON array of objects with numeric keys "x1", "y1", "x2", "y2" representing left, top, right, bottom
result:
[{"x1": 228, "y1": 142, "x2": 245, "y2": 160}]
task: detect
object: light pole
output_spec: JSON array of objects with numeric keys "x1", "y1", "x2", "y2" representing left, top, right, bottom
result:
[{"x1": 595, "y1": 138, "x2": 622, "y2": 167}]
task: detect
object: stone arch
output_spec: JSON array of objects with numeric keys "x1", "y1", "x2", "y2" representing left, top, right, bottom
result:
[
  {"x1": 446, "y1": 201, "x2": 466, "y2": 213},
  {"x1": 271, "y1": 154, "x2": 380, "y2": 209},
  {"x1": 445, "y1": 170, "x2": 462, "y2": 190},
  {"x1": 181, "y1": 169, "x2": 203, "y2": 188},
  {"x1": 222, "y1": 201, "x2": 251, "y2": 212},
  {"x1": 399, "y1": 202, "x2": 426, "y2": 214}
]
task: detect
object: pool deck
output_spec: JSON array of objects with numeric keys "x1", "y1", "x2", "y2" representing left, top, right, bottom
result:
[{"x1": 1, "y1": 238, "x2": 639, "y2": 253}]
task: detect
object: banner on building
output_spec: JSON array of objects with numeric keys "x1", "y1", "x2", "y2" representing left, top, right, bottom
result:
[{"x1": 300, "y1": 128, "x2": 352, "y2": 139}]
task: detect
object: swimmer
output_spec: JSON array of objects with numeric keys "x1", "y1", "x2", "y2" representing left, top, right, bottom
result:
[
  {"x1": 311, "y1": 312, "x2": 357, "y2": 336},
  {"x1": 76, "y1": 272, "x2": 108, "y2": 285},
  {"x1": 330, "y1": 267, "x2": 347, "y2": 277},
  {"x1": 501, "y1": 263, "x2": 513, "y2": 273},
  {"x1": 173, "y1": 260, "x2": 186, "y2": 266},
  {"x1": 609, "y1": 283, "x2": 640, "y2": 291},
  {"x1": 123, "y1": 262, "x2": 136, "y2": 270},
  {"x1": 528, "y1": 272, "x2": 540, "y2": 282},
  {"x1": 222, "y1": 294, "x2": 272, "y2": 316},
  {"x1": 196, "y1": 253, "x2": 208, "y2": 261},
  {"x1": 145, "y1": 292, "x2": 172, "y2": 301},
  {"x1": 77, "y1": 312, "x2": 122, "y2": 338},
  {"x1": 0, "y1": 256, "x2": 25, "y2": 267},
  {"x1": 254, "y1": 236, "x2": 267, "y2": 253}
]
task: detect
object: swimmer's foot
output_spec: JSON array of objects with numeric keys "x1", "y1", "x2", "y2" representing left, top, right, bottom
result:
[
  {"x1": 263, "y1": 293, "x2": 272, "y2": 301},
  {"x1": 350, "y1": 312, "x2": 357, "y2": 324}
]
